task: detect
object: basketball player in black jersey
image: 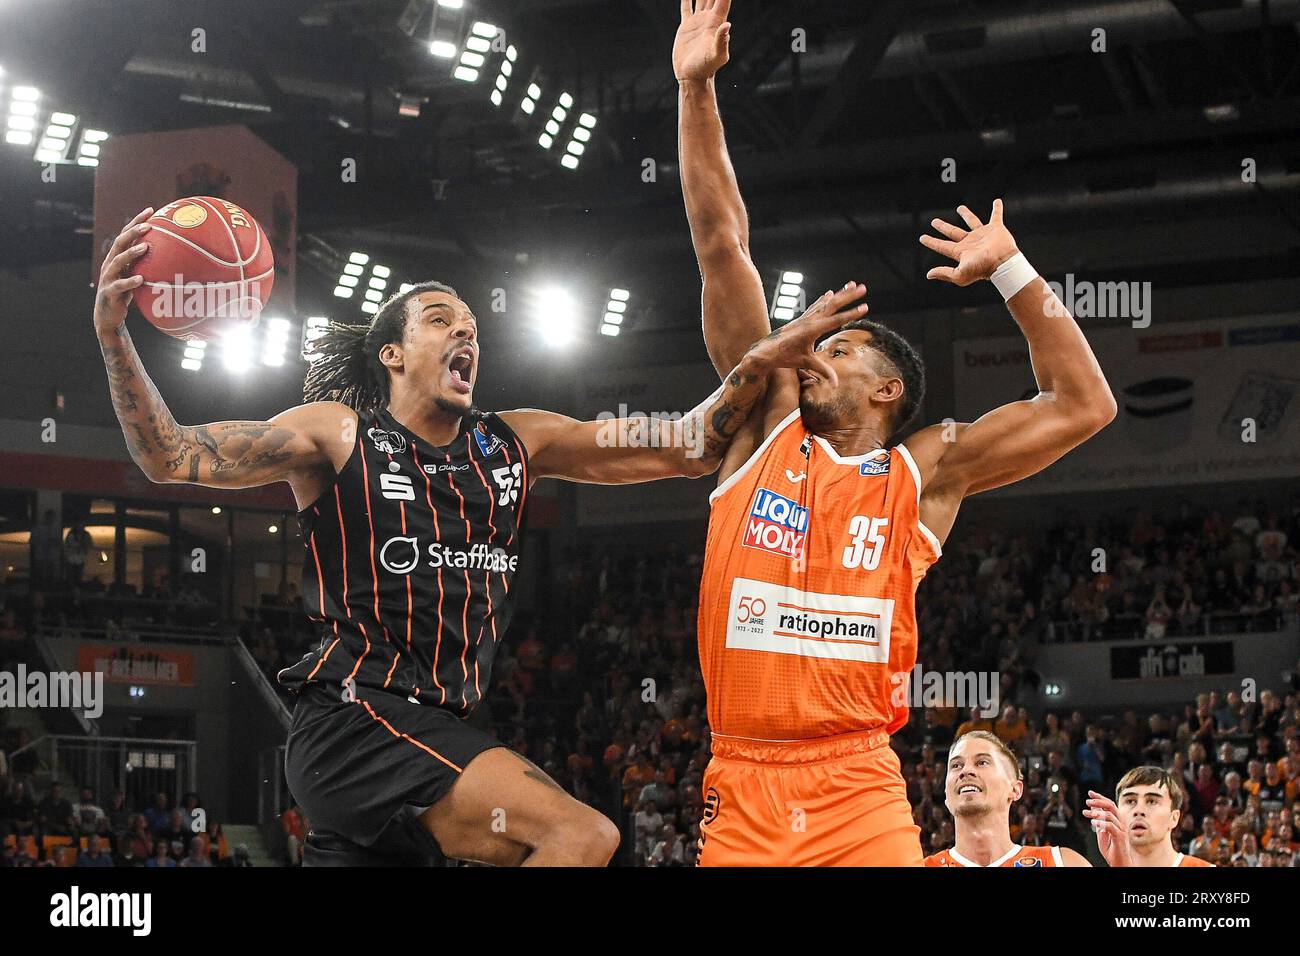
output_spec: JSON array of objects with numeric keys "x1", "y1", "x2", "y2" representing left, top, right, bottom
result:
[{"x1": 93, "y1": 206, "x2": 870, "y2": 866}]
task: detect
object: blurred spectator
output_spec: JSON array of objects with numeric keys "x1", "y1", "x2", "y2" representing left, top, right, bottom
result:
[{"x1": 75, "y1": 835, "x2": 115, "y2": 868}]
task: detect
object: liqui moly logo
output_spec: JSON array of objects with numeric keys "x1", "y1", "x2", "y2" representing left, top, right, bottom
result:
[{"x1": 742, "y1": 488, "x2": 809, "y2": 559}]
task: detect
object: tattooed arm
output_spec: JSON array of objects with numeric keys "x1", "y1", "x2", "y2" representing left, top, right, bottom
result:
[
  {"x1": 500, "y1": 352, "x2": 771, "y2": 484},
  {"x1": 95, "y1": 208, "x2": 354, "y2": 505},
  {"x1": 500, "y1": 284, "x2": 868, "y2": 484}
]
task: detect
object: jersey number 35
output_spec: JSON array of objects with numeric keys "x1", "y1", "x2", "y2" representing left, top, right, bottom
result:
[{"x1": 842, "y1": 516, "x2": 889, "y2": 570}]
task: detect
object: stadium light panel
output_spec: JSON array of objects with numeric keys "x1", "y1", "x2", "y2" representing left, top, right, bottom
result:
[
  {"x1": 772, "y1": 271, "x2": 806, "y2": 322},
  {"x1": 535, "y1": 286, "x2": 578, "y2": 348},
  {"x1": 221, "y1": 327, "x2": 254, "y2": 373}
]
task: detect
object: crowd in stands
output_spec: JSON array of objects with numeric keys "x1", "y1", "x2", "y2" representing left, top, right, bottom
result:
[
  {"x1": 475, "y1": 497, "x2": 1300, "y2": 865},
  {"x1": 0, "y1": 772, "x2": 250, "y2": 868},
  {"x1": 3, "y1": 495, "x2": 1299, "y2": 866}
]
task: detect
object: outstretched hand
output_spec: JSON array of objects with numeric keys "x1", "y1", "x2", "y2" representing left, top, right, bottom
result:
[
  {"x1": 745, "y1": 282, "x2": 869, "y2": 389},
  {"x1": 673, "y1": 0, "x2": 731, "y2": 82},
  {"x1": 1084, "y1": 790, "x2": 1133, "y2": 867},
  {"x1": 919, "y1": 199, "x2": 1020, "y2": 287}
]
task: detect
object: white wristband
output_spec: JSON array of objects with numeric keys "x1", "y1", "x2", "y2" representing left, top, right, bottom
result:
[{"x1": 989, "y1": 251, "x2": 1037, "y2": 301}]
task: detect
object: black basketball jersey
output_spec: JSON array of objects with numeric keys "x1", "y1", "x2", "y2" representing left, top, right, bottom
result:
[{"x1": 279, "y1": 406, "x2": 530, "y2": 716}]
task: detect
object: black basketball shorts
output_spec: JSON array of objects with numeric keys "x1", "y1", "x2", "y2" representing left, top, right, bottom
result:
[{"x1": 284, "y1": 680, "x2": 504, "y2": 865}]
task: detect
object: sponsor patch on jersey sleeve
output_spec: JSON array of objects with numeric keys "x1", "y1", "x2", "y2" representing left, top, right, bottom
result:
[
  {"x1": 472, "y1": 421, "x2": 506, "y2": 458},
  {"x1": 859, "y1": 450, "x2": 891, "y2": 476}
]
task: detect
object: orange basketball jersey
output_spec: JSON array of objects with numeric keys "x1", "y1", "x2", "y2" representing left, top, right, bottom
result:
[
  {"x1": 697, "y1": 408, "x2": 943, "y2": 741},
  {"x1": 925, "y1": 844, "x2": 1063, "y2": 867},
  {"x1": 1175, "y1": 853, "x2": 1215, "y2": 867}
]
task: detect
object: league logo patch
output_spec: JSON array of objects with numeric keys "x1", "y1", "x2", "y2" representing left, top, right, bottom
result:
[
  {"x1": 742, "y1": 488, "x2": 809, "y2": 560},
  {"x1": 1013, "y1": 856, "x2": 1042, "y2": 867},
  {"x1": 472, "y1": 421, "x2": 505, "y2": 458},
  {"x1": 859, "y1": 451, "x2": 891, "y2": 476},
  {"x1": 799, "y1": 435, "x2": 812, "y2": 458},
  {"x1": 368, "y1": 427, "x2": 407, "y2": 455}
]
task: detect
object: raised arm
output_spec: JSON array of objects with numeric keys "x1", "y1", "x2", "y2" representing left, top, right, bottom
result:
[
  {"x1": 503, "y1": 285, "x2": 867, "y2": 485},
  {"x1": 909, "y1": 200, "x2": 1117, "y2": 543},
  {"x1": 675, "y1": 0, "x2": 799, "y2": 432},
  {"x1": 95, "y1": 208, "x2": 353, "y2": 506}
]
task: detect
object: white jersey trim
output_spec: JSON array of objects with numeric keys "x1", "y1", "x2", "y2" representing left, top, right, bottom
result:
[
  {"x1": 949, "y1": 844, "x2": 1023, "y2": 868},
  {"x1": 709, "y1": 408, "x2": 803, "y2": 506},
  {"x1": 1050, "y1": 845, "x2": 1064, "y2": 867},
  {"x1": 812, "y1": 434, "x2": 885, "y2": 465},
  {"x1": 894, "y1": 442, "x2": 944, "y2": 559}
]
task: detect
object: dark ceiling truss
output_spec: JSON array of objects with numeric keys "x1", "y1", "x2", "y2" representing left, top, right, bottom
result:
[{"x1": 5, "y1": 0, "x2": 1300, "y2": 329}]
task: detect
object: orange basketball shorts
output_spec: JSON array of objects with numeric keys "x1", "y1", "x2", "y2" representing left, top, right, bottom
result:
[{"x1": 697, "y1": 728, "x2": 922, "y2": 867}]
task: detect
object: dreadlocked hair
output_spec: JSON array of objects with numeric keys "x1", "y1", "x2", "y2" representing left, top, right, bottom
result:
[
  {"x1": 302, "y1": 280, "x2": 460, "y2": 411},
  {"x1": 837, "y1": 318, "x2": 927, "y2": 443}
]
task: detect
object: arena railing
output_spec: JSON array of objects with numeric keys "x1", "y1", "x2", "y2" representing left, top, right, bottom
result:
[
  {"x1": 1043, "y1": 608, "x2": 1292, "y2": 642},
  {"x1": 32, "y1": 620, "x2": 229, "y2": 646},
  {"x1": 5, "y1": 734, "x2": 198, "y2": 811}
]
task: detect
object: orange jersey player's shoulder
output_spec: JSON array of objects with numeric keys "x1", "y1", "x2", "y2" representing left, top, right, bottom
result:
[
  {"x1": 925, "y1": 844, "x2": 1062, "y2": 867},
  {"x1": 1176, "y1": 853, "x2": 1215, "y2": 867}
]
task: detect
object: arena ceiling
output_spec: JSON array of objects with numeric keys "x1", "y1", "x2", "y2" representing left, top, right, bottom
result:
[{"x1": 2, "y1": 0, "x2": 1299, "y2": 335}]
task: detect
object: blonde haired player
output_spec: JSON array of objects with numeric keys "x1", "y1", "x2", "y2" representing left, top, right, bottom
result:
[
  {"x1": 675, "y1": 1, "x2": 1116, "y2": 865},
  {"x1": 926, "y1": 731, "x2": 1091, "y2": 867},
  {"x1": 1085, "y1": 766, "x2": 1215, "y2": 867}
]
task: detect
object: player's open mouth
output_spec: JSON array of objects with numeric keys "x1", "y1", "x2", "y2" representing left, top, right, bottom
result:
[
  {"x1": 958, "y1": 785, "x2": 981, "y2": 795},
  {"x1": 448, "y1": 349, "x2": 474, "y2": 395}
]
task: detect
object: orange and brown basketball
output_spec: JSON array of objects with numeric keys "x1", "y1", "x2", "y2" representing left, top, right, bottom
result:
[{"x1": 130, "y1": 196, "x2": 275, "y2": 341}]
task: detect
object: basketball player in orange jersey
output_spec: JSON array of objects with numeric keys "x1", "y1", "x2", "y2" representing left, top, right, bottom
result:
[
  {"x1": 93, "y1": 206, "x2": 868, "y2": 866},
  {"x1": 1083, "y1": 767, "x2": 1215, "y2": 867},
  {"x1": 926, "y1": 731, "x2": 1091, "y2": 867},
  {"x1": 674, "y1": 1, "x2": 1116, "y2": 865}
]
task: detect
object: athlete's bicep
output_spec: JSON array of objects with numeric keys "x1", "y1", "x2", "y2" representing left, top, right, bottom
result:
[
  {"x1": 700, "y1": 251, "x2": 771, "y2": 381},
  {"x1": 930, "y1": 395, "x2": 1101, "y2": 498},
  {"x1": 715, "y1": 413, "x2": 763, "y2": 488},
  {"x1": 166, "y1": 402, "x2": 354, "y2": 491}
]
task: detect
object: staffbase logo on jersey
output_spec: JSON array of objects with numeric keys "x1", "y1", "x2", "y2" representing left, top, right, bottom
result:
[{"x1": 742, "y1": 488, "x2": 809, "y2": 560}]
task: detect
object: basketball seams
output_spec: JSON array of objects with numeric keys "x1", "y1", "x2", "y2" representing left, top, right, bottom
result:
[
  {"x1": 135, "y1": 197, "x2": 273, "y2": 339},
  {"x1": 191, "y1": 197, "x2": 248, "y2": 278},
  {"x1": 148, "y1": 223, "x2": 250, "y2": 268},
  {"x1": 142, "y1": 265, "x2": 274, "y2": 289}
]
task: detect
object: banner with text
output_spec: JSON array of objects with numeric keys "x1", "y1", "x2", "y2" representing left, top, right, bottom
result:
[
  {"x1": 1110, "y1": 640, "x2": 1235, "y2": 682},
  {"x1": 76, "y1": 644, "x2": 196, "y2": 687},
  {"x1": 952, "y1": 314, "x2": 1300, "y2": 495}
]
